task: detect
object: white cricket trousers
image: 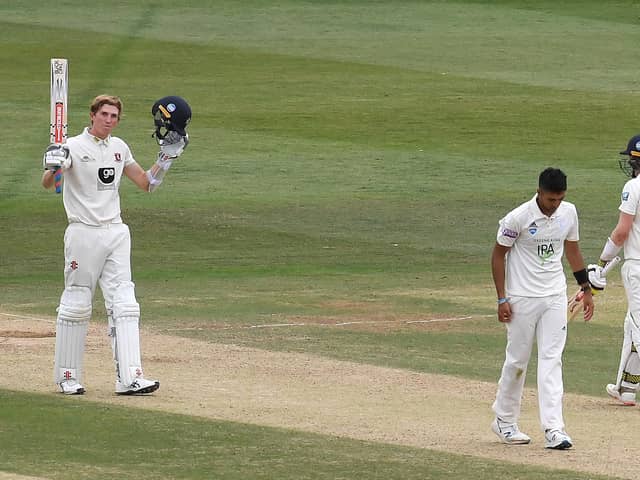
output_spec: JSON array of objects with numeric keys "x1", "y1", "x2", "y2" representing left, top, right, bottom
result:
[
  {"x1": 492, "y1": 293, "x2": 567, "y2": 431},
  {"x1": 620, "y1": 260, "x2": 640, "y2": 379},
  {"x1": 64, "y1": 222, "x2": 132, "y2": 302}
]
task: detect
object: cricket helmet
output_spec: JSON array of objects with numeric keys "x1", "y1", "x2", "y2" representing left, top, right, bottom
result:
[
  {"x1": 152, "y1": 95, "x2": 192, "y2": 140},
  {"x1": 619, "y1": 134, "x2": 640, "y2": 178}
]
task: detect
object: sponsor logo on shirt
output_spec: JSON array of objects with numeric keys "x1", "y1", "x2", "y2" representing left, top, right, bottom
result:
[
  {"x1": 114, "y1": 153, "x2": 122, "y2": 162},
  {"x1": 97, "y1": 167, "x2": 116, "y2": 191},
  {"x1": 501, "y1": 227, "x2": 518, "y2": 239},
  {"x1": 537, "y1": 243, "x2": 555, "y2": 264}
]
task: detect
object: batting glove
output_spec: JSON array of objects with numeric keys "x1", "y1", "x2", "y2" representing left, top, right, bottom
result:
[
  {"x1": 43, "y1": 144, "x2": 70, "y2": 171},
  {"x1": 159, "y1": 132, "x2": 188, "y2": 159},
  {"x1": 587, "y1": 264, "x2": 607, "y2": 291}
]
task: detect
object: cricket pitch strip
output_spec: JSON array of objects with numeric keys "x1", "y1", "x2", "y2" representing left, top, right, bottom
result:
[{"x1": 1, "y1": 312, "x2": 637, "y2": 479}]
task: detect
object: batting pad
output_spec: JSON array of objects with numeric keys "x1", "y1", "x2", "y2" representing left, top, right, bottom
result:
[
  {"x1": 112, "y1": 282, "x2": 143, "y2": 386},
  {"x1": 54, "y1": 286, "x2": 91, "y2": 384}
]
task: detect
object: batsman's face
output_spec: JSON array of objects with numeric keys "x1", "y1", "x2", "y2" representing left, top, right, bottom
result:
[
  {"x1": 89, "y1": 104, "x2": 120, "y2": 139},
  {"x1": 536, "y1": 188, "x2": 565, "y2": 217}
]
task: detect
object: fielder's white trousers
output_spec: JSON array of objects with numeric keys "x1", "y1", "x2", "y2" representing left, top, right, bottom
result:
[
  {"x1": 64, "y1": 222, "x2": 132, "y2": 304},
  {"x1": 492, "y1": 293, "x2": 567, "y2": 431}
]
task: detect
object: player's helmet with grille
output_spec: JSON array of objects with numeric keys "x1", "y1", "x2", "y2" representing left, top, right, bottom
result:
[
  {"x1": 619, "y1": 134, "x2": 640, "y2": 178},
  {"x1": 152, "y1": 95, "x2": 192, "y2": 140}
]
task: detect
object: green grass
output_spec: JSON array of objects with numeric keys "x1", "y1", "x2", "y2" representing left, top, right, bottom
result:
[
  {"x1": 0, "y1": 389, "x2": 624, "y2": 480},
  {"x1": 1, "y1": 0, "x2": 638, "y2": 478}
]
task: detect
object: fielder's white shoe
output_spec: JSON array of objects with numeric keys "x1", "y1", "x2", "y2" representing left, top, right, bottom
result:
[
  {"x1": 606, "y1": 384, "x2": 636, "y2": 406},
  {"x1": 544, "y1": 429, "x2": 572, "y2": 450},
  {"x1": 59, "y1": 379, "x2": 85, "y2": 395},
  {"x1": 115, "y1": 378, "x2": 160, "y2": 395},
  {"x1": 491, "y1": 418, "x2": 531, "y2": 445}
]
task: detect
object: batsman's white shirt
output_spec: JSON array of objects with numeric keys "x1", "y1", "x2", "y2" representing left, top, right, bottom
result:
[
  {"x1": 619, "y1": 176, "x2": 640, "y2": 261},
  {"x1": 496, "y1": 195, "x2": 579, "y2": 297},
  {"x1": 63, "y1": 127, "x2": 137, "y2": 226}
]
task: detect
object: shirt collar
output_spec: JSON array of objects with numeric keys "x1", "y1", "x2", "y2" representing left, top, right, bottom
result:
[
  {"x1": 83, "y1": 127, "x2": 110, "y2": 145},
  {"x1": 528, "y1": 194, "x2": 557, "y2": 220}
]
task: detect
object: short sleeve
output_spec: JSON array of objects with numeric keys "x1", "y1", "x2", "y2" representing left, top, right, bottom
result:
[
  {"x1": 619, "y1": 179, "x2": 640, "y2": 216},
  {"x1": 565, "y1": 204, "x2": 579, "y2": 242},
  {"x1": 496, "y1": 214, "x2": 519, "y2": 247}
]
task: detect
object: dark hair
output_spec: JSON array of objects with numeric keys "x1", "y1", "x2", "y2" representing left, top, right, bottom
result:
[{"x1": 538, "y1": 167, "x2": 567, "y2": 193}]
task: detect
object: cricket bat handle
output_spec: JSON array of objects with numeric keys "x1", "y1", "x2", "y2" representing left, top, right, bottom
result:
[
  {"x1": 54, "y1": 167, "x2": 62, "y2": 193},
  {"x1": 601, "y1": 255, "x2": 622, "y2": 276}
]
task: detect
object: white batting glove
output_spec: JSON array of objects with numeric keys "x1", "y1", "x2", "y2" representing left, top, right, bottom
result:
[
  {"x1": 159, "y1": 132, "x2": 188, "y2": 159},
  {"x1": 587, "y1": 264, "x2": 607, "y2": 291},
  {"x1": 155, "y1": 151, "x2": 174, "y2": 171},
  {"x1": 43, "y1": 144, "x2": 70, "y2": 170}
]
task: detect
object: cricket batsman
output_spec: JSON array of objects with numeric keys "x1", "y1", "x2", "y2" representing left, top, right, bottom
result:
[{"x1": 41, "y1": 94, "x2": 191, "y2": 395}]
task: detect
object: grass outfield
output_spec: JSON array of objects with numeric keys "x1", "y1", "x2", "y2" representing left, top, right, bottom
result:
[
  {"x1": 1, "y1": 1, "x2": 639, "y2": 478},
  {"x1": 0, "y1": 390, "x2": 620, "y2": 480}
]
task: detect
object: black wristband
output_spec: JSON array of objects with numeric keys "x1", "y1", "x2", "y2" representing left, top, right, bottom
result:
[{"x1": 573, "y1": 268, "x2": 588, "y2": 285}]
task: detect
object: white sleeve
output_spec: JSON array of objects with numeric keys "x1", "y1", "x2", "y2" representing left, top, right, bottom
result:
[
  {"x1": 566, "y1": 204, "x2": 579, "y2": 242},
  {"x1": 619, "y1": 179, "x2": 640, "y2": 216},
  {"x1": 496, "y1": 213, "x2": 520, "y2": 247}
]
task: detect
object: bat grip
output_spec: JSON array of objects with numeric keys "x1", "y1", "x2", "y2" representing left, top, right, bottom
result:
[
  {"x1": 602, "y1": 256, "x2": 621, "y2": 276},
  {"x1": 54, "y1": 167, "x2": 62, "y2": 194}
]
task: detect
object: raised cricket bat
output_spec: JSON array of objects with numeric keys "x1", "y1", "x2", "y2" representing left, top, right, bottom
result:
[
  {"x1": 568, "y1": 256, "x2": 621, "y2": 320},
  {"x1": 50, "y1": 58, "x2": 68, "y2": 194}
]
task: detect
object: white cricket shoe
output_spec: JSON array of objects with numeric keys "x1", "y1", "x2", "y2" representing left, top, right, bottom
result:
[
  {"x1": 115, "y1": 378, "x2": 160, "y2": 395},
  {"x1": 59, "y1": 379, "x2": 85, "y2": 395},
  {"x1": 545, "y1": 429, "x2": 573, "y2": 450},
  {"x1": 606, "y1": 384, "x2": 636, "y2": 406},
  {"x1": 491, "y1": 418, "x2": 531, "y2": 445}
]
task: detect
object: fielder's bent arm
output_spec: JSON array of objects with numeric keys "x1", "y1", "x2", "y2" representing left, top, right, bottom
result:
[{"x1": 564, "y1": 240, "x2": 594, "y2": 321}]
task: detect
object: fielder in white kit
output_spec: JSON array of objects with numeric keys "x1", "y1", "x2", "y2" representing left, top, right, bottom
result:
[
  {"x1": 490, "y1": 167, "x2": 594, "y2": 449},
  {"x1": 594, "y1": 134, "x2": 640, "y2": 407},
  {"x1": 41, "y1": 94, "x2": 191, "y2": 395}
]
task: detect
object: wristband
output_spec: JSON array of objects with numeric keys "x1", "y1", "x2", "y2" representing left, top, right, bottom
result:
[
  {"x1": 573, "y1": 268, "x2": 588, "y2": 285},
  {"x1": 498, "y1": 297, "x2": 509, "y2": 305}
]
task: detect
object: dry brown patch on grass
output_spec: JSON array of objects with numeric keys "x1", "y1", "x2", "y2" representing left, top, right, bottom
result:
[{"x1": 0, "y1": 330, "x2": 54, "y2": 339}]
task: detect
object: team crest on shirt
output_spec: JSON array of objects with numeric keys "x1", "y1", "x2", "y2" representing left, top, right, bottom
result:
[
  {"x1": 622, "y1": 191, "x2": 630, "y2": 201},
  {"x1": 114, "y1": 153, "x2": 122, "y2": 162},
  {"x1": 528, "y1": 222, "x2": 538, "y2": 235}
]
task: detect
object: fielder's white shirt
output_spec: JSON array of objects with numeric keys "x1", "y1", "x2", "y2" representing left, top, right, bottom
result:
[
  {"x1": 63, "y1": 128, "x2": 137, "y2": 226},
  {"x1": 619, "y1": 176, "x2": 640, "y2": 260},
  {"x1": 496, "y1": 195, "x2": 579, "y2": 297}
]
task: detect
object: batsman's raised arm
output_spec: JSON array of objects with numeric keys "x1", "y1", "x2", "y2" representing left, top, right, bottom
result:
[
  {"x1": 138, "y1": 96, "x2": 191, "y2": 193},
  {"x1": 41, "y1": 144, "x2": 71, "y2": 189}
]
